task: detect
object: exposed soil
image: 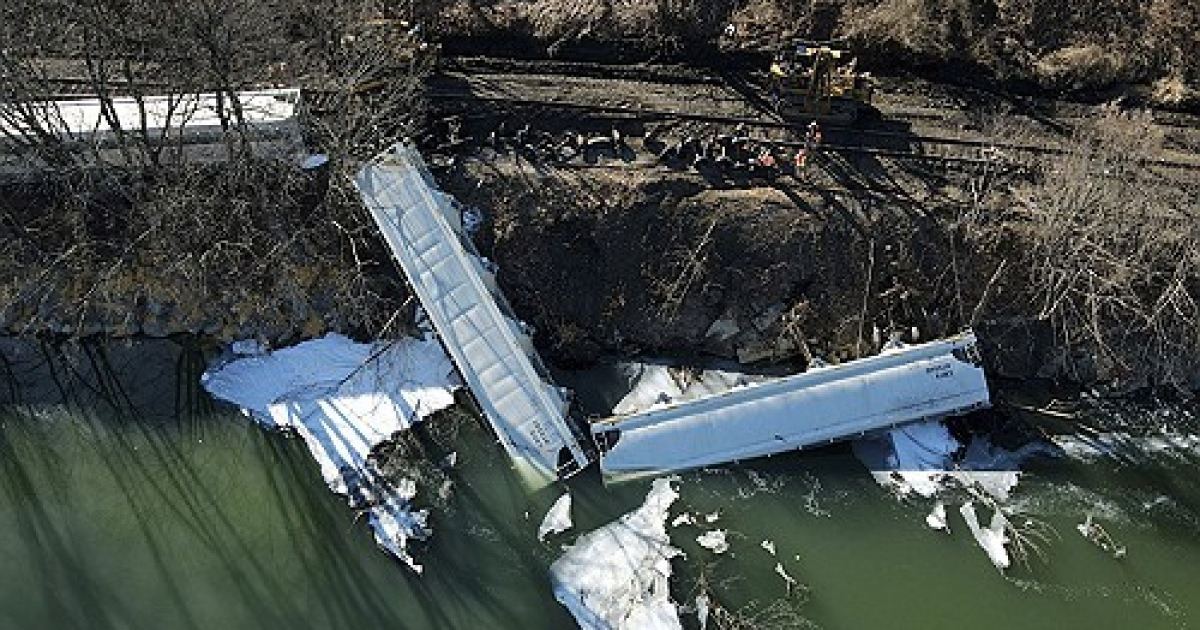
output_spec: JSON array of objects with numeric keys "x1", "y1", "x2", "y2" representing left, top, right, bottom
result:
[{"x1": 424, "y1": 59, "x2": 1199, "y2": 391}]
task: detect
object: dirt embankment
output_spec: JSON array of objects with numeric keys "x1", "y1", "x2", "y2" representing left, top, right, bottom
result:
[
  {"x1": 434, "y1": 102, "x2": 1197, "y2": 392},
  {"x1": 442, "y1": 155, "x2": 1023, "y2": 371},
  {"x1": 417, "y1": 0, "x2": 1200, "y2": 109}
]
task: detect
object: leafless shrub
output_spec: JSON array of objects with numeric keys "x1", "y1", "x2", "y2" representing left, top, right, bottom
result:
[
  {"x1": 0, "y1": 0, "x2": 433, "y2": 341},
  {"x1": 689, "y1": 567, "x2": 816, "y2": 630},
  {"x1": 1019, "y1": 105, "x2": 1199, "y2": 388}
]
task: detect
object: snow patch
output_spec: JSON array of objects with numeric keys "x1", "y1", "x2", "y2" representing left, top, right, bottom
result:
[
  {"x1": 611, "y1": 362, "x2": 769, "y2": 416},
  {"x1": 539, "y1": 493, "x2": 574, "y2": 542},
  {"x1": 550, "y1": 478, "x2": 684, "y2": 630}
]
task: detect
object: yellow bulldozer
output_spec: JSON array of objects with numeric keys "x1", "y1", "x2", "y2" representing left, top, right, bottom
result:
[{"x1": 768, "y1": 42, "x2": 874, "y2": 124}]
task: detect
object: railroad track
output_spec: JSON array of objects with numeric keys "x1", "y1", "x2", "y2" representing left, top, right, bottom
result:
[
  {"x1": 429, "y1": 89, "x2": 1200, "y2": 172},
  {"x1": 442, "y1": 56, "x2": 726, "y2": 86},
  {"x1": 438, "y1": 55, "x2": 1200, "y2": 156}
]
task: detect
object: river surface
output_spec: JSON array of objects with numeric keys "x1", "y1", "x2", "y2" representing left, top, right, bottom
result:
[{"x1": 1, "y1": 339, "x2": 1197, "y2": 629}]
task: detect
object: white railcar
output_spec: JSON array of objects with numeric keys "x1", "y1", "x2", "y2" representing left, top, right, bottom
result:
[{"x1": 592, "y1": 331, "x2": 990, "y2": 480}]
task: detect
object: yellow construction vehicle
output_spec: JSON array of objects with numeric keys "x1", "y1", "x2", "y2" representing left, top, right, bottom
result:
[{"x1": 768, "y1": 42, "x2": 874, "y2": 124}]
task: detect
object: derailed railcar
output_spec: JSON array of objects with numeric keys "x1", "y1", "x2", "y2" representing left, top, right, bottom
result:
[{"x1": 592, "y1": 331, "x2": 990, "y2": 480}]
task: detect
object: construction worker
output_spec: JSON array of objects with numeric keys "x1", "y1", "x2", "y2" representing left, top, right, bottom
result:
[
  {"x1": 806, "y1": 120, "x2": 822, "y2": 149},
  {"x1": 794, "y1": 147, "x2": 808, "y2": 169}
]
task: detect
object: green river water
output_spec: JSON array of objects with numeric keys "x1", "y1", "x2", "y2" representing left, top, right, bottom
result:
[{"x1": 1, "y1": 340, "x2": 1197, "y2": 629}]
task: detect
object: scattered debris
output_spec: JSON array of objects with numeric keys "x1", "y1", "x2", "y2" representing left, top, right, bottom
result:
[
  {"x1": 1077, "y1": 515, "x2": 1127, "y2": 559},
  {"x1": 539, "y1": 493, "x2": 574, "y2": 542},
  {"x1": 704, "y1": 315, "x2": 741, "y2": 342},
  {"x1": 300, "y1": 153, "x2": 330, "y2": 170},
  {"x1": 230, "y1": 338, "x2": 267, "y2": 357}
]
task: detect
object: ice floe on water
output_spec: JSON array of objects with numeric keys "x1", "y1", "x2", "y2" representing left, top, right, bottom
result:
[
  {"x1": 774, "y1": 562, "x2": 800, "y2": 594},
  {"x1": 1053, "y1": 431, "x2": 1200, "y2": 463},
  {"x1": 960, "y1": 502, "x2": 1012, "y2": 571},
  {"x1": 694, "y1": 593, "x2": 711, "y2": 630},
  {"x1": 926, "y1": 501, "x2": 950, "y2": 532},
  {"x1": 696, "y1": 530, "x2": 730, "y2": 554},
  {"x1": 539, "y1": 492, "x2": 574, "y2": 542},
  {"x1": 202, "y1": 333, "x2": 460, "y2": 572},
  {"x1": 550, "y1": 477, "x2": 684, "y2": 630},
  {"x1": 852, "y1": 418, "x2": 1063, "y2": 571}
]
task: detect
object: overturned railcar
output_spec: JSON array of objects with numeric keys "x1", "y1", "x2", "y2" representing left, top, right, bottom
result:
[{"x1": 592, "y1": 331, "x2": 990, "y2": 480}]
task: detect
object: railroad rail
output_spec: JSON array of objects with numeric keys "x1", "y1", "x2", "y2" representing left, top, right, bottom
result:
[{"x1": 430, "y1": 90, "x2": 1200, "y2": 171}]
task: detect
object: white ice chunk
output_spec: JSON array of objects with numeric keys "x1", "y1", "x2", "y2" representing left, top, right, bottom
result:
[
  {"x1": 611, "y1": 362, "x2": 770, "y2": 416},
  {"x1": 696, "y1": 530, "x2": 729, "y2": 554},
  {"x1": 695, "y1": 593, "x2": 710, "y2": 630},
  {"x1": 203, "y1": 333, "x2": 457, "y2": 431},
  {"x1": 948, "y1": 471, "x2": 1021, "y2": 503},
  {"x1": 202, "y1": 333, "x2": 459, "y2": 571},
  {"x1": 671, "y1": 513, "x2": 695, "y2": 528},
  {"x1": 550, "y1": 478, "x2": 684, "y2": 630},
  {"x1": 774, "y1": 562, "x2": 799, "y2": 594},
  {"x1": 761, "y1": 540, "x2": 776, "y2": 556},
  {"x1": 704, "y1": 511, "x2": 720, "y2": 524},
  {"x1": 855, "y1": 420, "x2": 1041, "y2": 502},
  {"x1": 925, "y1": 501, "x2": 949, "y2": 532},
  {"x1": 368, "y1": 491, "x2": 431, "y2": 574},
  {"x1": 539, "y1": 493, "x2": 574, "y2": 542},
  {"x1": 960, "y1": 502, "x2": 1010, "y2": 570}
]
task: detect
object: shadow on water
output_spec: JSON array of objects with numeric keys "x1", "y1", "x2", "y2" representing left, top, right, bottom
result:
[
  {"x1": 0, "y1": 414, "x2": 136, "y2": 629},
  {"x1": 0, "y1": 336, "x2": 432, "y2": 628}
]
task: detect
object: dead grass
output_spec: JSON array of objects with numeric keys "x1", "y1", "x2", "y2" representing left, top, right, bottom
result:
[{"x1": 422, "y1": 0, "x2": 1200, "y2": 104}]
